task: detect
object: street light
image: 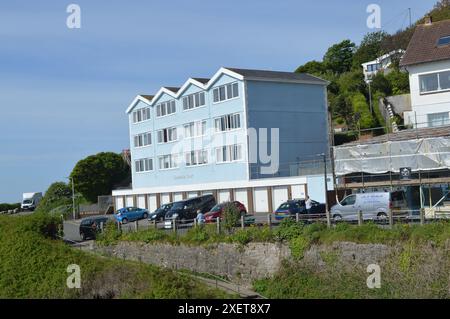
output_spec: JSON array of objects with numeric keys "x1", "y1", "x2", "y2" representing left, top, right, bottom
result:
[
  {"x1": 317, "y1": 153, "x2": 331, "y2": 228},
  {"x1": 66, "y1": 176, "x2": 76, "y2": 220}
]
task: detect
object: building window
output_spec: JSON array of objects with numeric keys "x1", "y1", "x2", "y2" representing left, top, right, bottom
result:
[
  {"x1": 214, "y1": 113, "x2": 241, "y2": 132},
  {"x1": 132, "y1": 107, "x2": 151, "y2": 123},
  {"x1": 156, "y1": 100, "x2": 176, "y2": 117},
  {"x1": 135, "y1": 158, "x2": 153, "y2": 172},
  {"x1": 157, "y1": 127, "x2": 177, "y2": 143},
  {"x1": 428, "y1": 112, "x2": 450, "y2": 127},
  {"x1": 215, "y1": 144, "x2": 242, "y2": 163},
  {"x1": 367, "y1": 63, "x2": 381, "y2": 72},
  {"x1": 184, "y1": 121, "x2": 206, "y2": 138},
  {"x1": 437, "y1": 35, "x2": 450, "y2": 47},
  {"x1": 134, "y1": 132, "x2": 152, "y2": 147},
  {"x1": 185, "y1": 150, "x2": 208, "y2": 166},
  {"x1": 213, "y1": 82, "x2": 239, "y2": 103},
  {"x1": 419, "y1": 71, "x2": 450, "y2": 93},
  {"x1": 183, "y1": 92, "x2": 205, "y2": 110},
  {"x1": 158, "y1": 154, "x2": 178, "y2": 169}
]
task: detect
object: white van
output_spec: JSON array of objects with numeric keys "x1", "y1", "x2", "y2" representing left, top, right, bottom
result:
[{"x1": 330, "y1": 191, "x2": 407, "y2": 221}]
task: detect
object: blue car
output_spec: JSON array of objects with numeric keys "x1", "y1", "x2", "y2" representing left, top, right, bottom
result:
[{"x1": 115, "y1": 206, "x2": 149, "y2": 224}]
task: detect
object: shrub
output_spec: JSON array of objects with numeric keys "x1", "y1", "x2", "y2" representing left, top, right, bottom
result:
[
  {"x1": 222, "y1": 203, "x2": 240, "y2": 234},
  {"x1": 273, "y1": 218, "x2": 303, "y2": 241}
]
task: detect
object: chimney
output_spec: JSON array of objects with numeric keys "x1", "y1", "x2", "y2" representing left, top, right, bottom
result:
[{"x1": 425, "y1": 16, "x2": 433, "y2": 25}]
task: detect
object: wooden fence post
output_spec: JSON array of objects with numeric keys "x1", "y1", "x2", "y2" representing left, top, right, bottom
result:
[
  {"x1": 134, "y1": 220, "x2": 138, "y2": 232},
  {"x1": 420, "y1": 208, "x2": 425, "y2": 225},
  {"x1": 389, "y1": 209, "x2": 393, "y2": 229},
  {"x1": 358, "y1": 210, "x2": 363, "y2": 226},
  {"x1": 172, "y1": 218, "x2": 177, "y2": 233},
  {"x1": 241, "y1": 215, "x2": 244, "y2": 229},
  {"x1": 296, "y1": 213, "x2": 299, "y2": 223},
  {"x1": 216, "y1": 217, "x2": 220, "y2": 234},
  {"x1": 267, "y1": 214, "x2": 272, "y2": 230}
]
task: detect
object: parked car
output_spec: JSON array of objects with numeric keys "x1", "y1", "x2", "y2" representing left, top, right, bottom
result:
[
  {"x1": 164, "y1": 195, "x2": 216, "y2": 228},
  {"x1": 330, "y1": 191, "x2": 408, "y2": 221},
  {"x1": 114, "y1": 206, "x2": 149, "y2": 224},
  {"x1": 79, "y1": 216, "x2": 109, "y2": 241},
  {"x1": 274, "y1": 199, "x2": 326, "y2": 221},
  {"x1": 204, "y1": 201, "x2": 247, "y2": 223},
  {"x1": 148, "y1": 203, "x2": 173, "y2": 222}
]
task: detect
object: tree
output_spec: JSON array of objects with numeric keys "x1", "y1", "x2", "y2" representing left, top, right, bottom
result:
[
  {"x1": 222, "y1": 202, "x2": 241, "y2": 234},
  {"x1": 352, "y1": 31, "x2": 388, "y2": 70},
  {"x1": 37, "y1": 182, "x2": 72, "y2": 213},
  {"x1": 323, "y1": 40, "x2": 356, "y2": 74},
  {"x1": 295, "y1": 60, "x2": 325, "y2": 76},
  {"x1": 331, "y1": 94, "x2": 354, "y2": 128},
  {"x1": 386, "y1": 70, "x2": 410, "y2": 95},
  {"x1": 70, "y1": 152, "x2": 130, "y2": 203},
  {"x1": 370, "y1": 72, "x2": 392, "y2": 96},
  {"x1": 351, "y1": 93, "x2": 376, "y2": 129},
  {"x1": 337, "y1": 70, "x2": 366, "y2": 95}
]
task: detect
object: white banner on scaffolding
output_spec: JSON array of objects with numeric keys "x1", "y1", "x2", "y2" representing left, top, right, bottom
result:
[{"x1": 334, "y1": 137, "x2": 450, "y2": 176}]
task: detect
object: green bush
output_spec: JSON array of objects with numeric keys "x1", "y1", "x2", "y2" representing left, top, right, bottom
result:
[
  {"x1": 273, "y1": 218, "x2": 304, "y2": 241},
  {"x1": 222, "y1": 202, "x2": 240, "y2": 234}
]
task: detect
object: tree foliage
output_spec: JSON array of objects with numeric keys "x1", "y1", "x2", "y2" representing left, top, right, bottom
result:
[
  {"x1": 70, "y1": 152, "x2": 130, "y2": 203},
  {"x1": 323, "y1": 40, "x2": 356, "y2": 75},
  {"x1": 36, "y1": 182, "x2": 72, "y2": 213},
  {"x1": 352, "y1": 31, "x2": 388, "y2": 69}
]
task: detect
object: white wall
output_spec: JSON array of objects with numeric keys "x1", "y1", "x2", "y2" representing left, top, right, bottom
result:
[{"x1": 408, "y1": 60, "x2": 450, "y2": 127}]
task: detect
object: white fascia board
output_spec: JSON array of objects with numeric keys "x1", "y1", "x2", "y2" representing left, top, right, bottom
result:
[
  {"x1": 176, "y1": 78, "x2": 207, "y2": 96},
  {"x1": 112, "y1": 176, "x2": 308, "y2": 196},
  {"x1": 205, "y1": 67, "x2": 244, "y2": 88},
  {"x1": 126, "y1": 95, "x2": 153, "y2": 114},
  {"x1": 149, "y1": 87, "x2": 178, "y2": 106},
  {"x1": 243, "y1": 76, "x2": 329, "y2": 86}
]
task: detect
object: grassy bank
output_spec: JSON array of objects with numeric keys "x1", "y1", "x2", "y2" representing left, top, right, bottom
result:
[
  {"x1": 0, "y1": 213, "x2": 230, "y2": 298},
  {"x1": 97, "y1": 219, "x2": 450, "y2": 299},
  {"x1": 98, "y1": 218, "x2": 450, "y2": 249}
]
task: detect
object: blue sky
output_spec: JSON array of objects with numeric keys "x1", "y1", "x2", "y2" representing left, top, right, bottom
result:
[{"x1": 0, "y1": 0, "x2": 435, "y2": 203}]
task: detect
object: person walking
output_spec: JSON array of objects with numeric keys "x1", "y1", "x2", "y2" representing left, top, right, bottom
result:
[{"x1": 196, "y1": 209, "x2": 205, "y2": 226}]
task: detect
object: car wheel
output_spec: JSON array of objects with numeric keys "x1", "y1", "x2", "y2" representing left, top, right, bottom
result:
[
  {"x1": 143, "y1": 213, "x2": 148, "y2": 219},
  {"x1": 80, "y1": 232, "x2": 86, "y2": 241},
  {"x1": 377, "y1": 212, "x2": 387, "y2": 220},
  {"x1": 333, "y1": 214, "x2": 342, "y2": 221},
  {"x1": 122, "y1": 218, "x2": 128, "y2": 224}
]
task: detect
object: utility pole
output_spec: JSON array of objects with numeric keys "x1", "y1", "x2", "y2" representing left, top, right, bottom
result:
[
  {"x1": 67, "y1": 177, "x2": 76, "y2": 220},
  {"x1": 322, "y1": 153, "x2": 331, "y2": 228},
  {"x1": 368, "y1": 80, "x2": 373, "y2": 114},
  {"x1": 408, "y1": 8, "x2": 412, "y2": 28}
]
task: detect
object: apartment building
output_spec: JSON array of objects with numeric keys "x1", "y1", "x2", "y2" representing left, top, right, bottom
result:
[{"x1": 112, "y1": 67, "x2": 332, "y2": 213}]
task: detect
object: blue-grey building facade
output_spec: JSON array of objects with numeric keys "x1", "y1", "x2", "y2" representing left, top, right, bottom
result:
[{"x1": 113, "y1": 67, "x2": 331, "y2": 213}]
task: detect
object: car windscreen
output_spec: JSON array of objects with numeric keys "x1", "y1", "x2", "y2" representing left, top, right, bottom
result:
[
  {"x1": 81, "y1": 220, "x2": 91, "y2": 225},
  {"x1": 278, "y1": 203, "x2": 290, "y2": 210},
  {"x1": 210, "y1": 204, "x2": 223, "y2": 212},
  {"x1": 23, "y1": 200, "x2": 32, "y2": 204},
  {"x1": 391, "y1": 191, "x2": 405, "y2": 201}
]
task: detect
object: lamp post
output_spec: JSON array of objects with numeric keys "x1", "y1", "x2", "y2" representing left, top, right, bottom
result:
[
  {"x1": 66, "y1": 177, "x2": 76, "y2": 220},
  {"x1": 318, "y1": 153, "x2": 331, "y2": 228}
]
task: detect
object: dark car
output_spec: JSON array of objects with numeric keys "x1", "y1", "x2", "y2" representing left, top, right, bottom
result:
[
  {"x1": 164, "y1": 194, "x2": 216, "y2": 227},
  {"x1": 204, "y1": 201, "x2": 247, "y2": 223},
  {"x1": 274, "y1": 199, "x2": 326, "y2": 221},
  {"x1": 79, "y1": 216, "x2": 109, "y2": 241},
  {"x1": 148, "y1": 203, "x2": 173, "y2": 222}
]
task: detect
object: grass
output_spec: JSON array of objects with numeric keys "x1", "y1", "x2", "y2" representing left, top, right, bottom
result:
[
  {"x1": 98, "y1": 218, "x2": 450, "y2": 249},
  {"x1": 0, "y1": 213, "x2": 231, "y2": 298}
]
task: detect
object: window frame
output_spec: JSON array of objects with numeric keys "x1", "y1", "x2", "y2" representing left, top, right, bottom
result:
[
  {"x1": 135, "y1": 158, "x2": 154, "y2": 173},
  {"x1": 212, "y1": 82, "x2": 240, "y2": 104},
  {"x1": 419, "y1": 70, "x2": 450, "y2": 95}
]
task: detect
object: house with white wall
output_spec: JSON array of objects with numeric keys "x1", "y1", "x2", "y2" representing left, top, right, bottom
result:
[
  {"x1": 401, "y1": 18, "x2": 450, "y2": 128},
  {"x1": 112, "y1": 67, "x2": 332, "y2": 214},
  {"x1": 362, "y1": 49, "x2": 405, "y2": 83}
]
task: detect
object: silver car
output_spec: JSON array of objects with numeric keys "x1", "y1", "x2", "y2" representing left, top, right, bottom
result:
[{"x1": 330, "y1": 191, "x2": 407, "y2": 221}]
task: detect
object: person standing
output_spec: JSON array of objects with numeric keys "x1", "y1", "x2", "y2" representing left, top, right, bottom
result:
[{"x1": 305, "y1": 195, "x2": 312, "y2": 214}]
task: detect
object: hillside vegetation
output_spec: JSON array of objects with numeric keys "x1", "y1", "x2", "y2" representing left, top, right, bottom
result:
[
  {"x1": 295, "y1": 0, "x2": 449, "y2": 144},
  {"x1": 0, "y1": 213, "x2": 229, "y2": 298}
]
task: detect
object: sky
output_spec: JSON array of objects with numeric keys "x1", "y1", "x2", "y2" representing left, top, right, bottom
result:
[{"x1": 0, "y1": 0, "x2": 436, "y2": 203}]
